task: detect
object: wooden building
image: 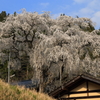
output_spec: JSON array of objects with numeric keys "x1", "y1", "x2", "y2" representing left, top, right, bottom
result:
[{"x1": 49, "y1": 74, "x2": 100, "y2": 100}]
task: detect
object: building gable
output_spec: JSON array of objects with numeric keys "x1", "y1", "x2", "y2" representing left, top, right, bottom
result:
[{"x1": 49, "y1": 74, "x2": 100, "y2": 100}]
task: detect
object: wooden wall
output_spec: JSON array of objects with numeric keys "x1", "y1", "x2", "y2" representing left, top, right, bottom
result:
[{"x1": 61, "y1": 81, "x2": 100, "y2": 100}]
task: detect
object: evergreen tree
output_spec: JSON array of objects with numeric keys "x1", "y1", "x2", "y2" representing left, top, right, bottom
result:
[{"x1": 0, "y1": 11, "x2": 7, "y2": 22}]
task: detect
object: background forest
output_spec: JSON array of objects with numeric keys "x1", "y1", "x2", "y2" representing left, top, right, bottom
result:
[
  {"x1": 0, "y1": 11, "x2": 100, "y2": 93},
  {"x1": 0, "y1": 11, "x2": 33, "y2": 82}
]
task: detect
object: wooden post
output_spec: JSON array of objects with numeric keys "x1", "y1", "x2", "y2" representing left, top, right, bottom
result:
[
  {"x1": 86, "y1": 81, "x2": 89, "y2": 96},
  {"x1": 8, "y1": 52, "x2": 10, "y2": 84}
]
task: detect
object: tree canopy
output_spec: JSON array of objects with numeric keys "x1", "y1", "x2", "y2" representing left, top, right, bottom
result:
[{"x1": 0, "y1": 11, "x2": 100, "y2": 92}]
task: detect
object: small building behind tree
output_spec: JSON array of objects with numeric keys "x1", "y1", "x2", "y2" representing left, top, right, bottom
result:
[{"x1": 49, "y1": 74, "x2": 100, "y2": 100}]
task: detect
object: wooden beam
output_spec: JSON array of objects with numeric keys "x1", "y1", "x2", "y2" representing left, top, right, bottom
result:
[
  {"x1": 61, "y1": 95, "x2": 100, "y2": 99},
  {"x1": 59, "y1": 89, "x2": 100, "y2": 98},
  {"x1": 67, "y1": 89, "x2": 100, "y2": 94}
]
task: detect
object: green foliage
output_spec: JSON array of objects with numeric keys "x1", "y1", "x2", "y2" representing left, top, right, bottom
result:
[
  {"x1": 0, "y1": 11, "x2": 17, "y2": 22},
  {"x1": 0, "y1": 11, "x2": 7, "y2": 22},
  {"x1": 10, "y1": 85, "x2": 17, "y2": 91},
  {"x1": 96, "y1": 29, "x2": 100, "y2": 35},
  {"x1": 14, "y1": 12, "x2": 17, "y2": 16},
  {"x1": 82, "y1": 23, "x2": 95, "y2": 32},
  {"x1": 0, "y1": 61, "x2": 8, "y2": 81},
  {"x1": 0, "y1": 59, "x2": 33, "y2": 82},
  {"x1": 96, "y1": 32, "x2": 100, "y2": 35},
  {"x1": 88, "y1": 23, "x2": 95, "y2": 32}
]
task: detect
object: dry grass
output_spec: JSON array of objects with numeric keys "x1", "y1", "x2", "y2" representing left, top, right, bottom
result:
[{"x1": 0, "y1": 79, "x2": 55, "y2": 100}]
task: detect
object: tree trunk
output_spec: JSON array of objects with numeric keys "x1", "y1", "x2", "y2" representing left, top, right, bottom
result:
[
  {"x1": 26, "y1": 66, "x2": 28, "y2": 79},
  {"x1": 39, "y1": 83, "x2": 44, "y2": 93},
  {"x1": 39, "y1": 67, "x2": 44, "y2": 93},
  {"x1": 60, "y1": 66, "x2": 62, "y2": 86}
]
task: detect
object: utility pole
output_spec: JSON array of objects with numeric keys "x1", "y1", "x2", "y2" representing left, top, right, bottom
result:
[{"x1": 8, "y1": 52, "x2": 10, "y2": 84}]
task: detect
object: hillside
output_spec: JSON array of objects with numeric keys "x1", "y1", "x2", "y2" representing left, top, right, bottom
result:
[{"x1": 0, "y1": 79, "x2": 55, "y2": 100}]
